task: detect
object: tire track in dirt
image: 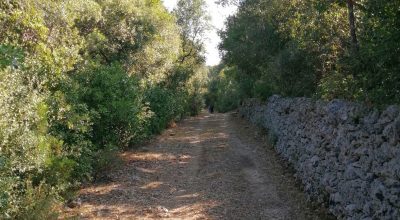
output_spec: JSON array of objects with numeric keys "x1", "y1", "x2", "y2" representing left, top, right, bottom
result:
[{"x1": 62, "y1": 111, "x2": 335, "y2": 220}]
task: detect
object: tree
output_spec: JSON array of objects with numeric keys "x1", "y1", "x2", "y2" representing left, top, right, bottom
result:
[
  {"x1": 215, "y1": 0, "x2": 242, "y2": 6},
  {"x1": 347, "y1": 0, "x2": 359, "y2": 50},
  {"x1": 173, "y1": 0, "x2": 210, "y2": 63},
  {"x1": 0, "y1": 0, "x2": 208, "y2": 218},
  {"x1": 216, "y1": 0, "x2": 400, "y2": 105}
]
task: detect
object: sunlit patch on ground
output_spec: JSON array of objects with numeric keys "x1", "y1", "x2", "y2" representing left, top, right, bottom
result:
[
  {"x1": 121, "y1": 152, "x2": 177, "y2": 162},
  {"x1": 135, "y1": 167, "x2": 157, "y2": 174},
  {"x1": 168, "y1": 201, "x2": 221, "y2": 219},
  {"x1": 175, "y1": 193, "x2": 200, "y2": 199},
  {"x1": 80, "y1": 183, "x2": 122, "y2": 196},
  {"x1": 60, "y1": 111, "x2": 334, "y2": 220},
  {"x1": 140, "y1": 181, "x2": 164, "y2": 190},
  {"x1": 189, "y1": 140, "x2": 201, "y2": 144}
]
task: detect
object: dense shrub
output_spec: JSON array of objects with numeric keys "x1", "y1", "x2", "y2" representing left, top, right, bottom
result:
[
  {"x1": 0, "y1": 0, "x2": 208, "y2": 218},
  {"x1": 0, "y1": 66, "x2": 49, "y2": 218},
  {"x1": 215, "y1": 0, "x2": 400, "y2": 107},
  {"x1": 144, "y1": 86, "x2": 185, "y2": 134},
  {"x1": 206, "y1": 66, "x2": 245, "y2": 112},
  {"x1": 74, "y1": 63, "x2": 146, "y2": 148}
]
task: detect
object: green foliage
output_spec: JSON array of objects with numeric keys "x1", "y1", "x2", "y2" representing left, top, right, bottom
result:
[
  {"x1": 216, "y1": 0, "x2": 400, "y2": 106},
  {"x1": 0, "y1": 67, "x2": 46, "y2": 218},
  {"x1": 13, "y1": 182, "x2": 59, "y2": 220},
  {"x1": 92, "y1": 145, "x2": 123, "y2": 182},
  {"x1": 174, "y1": 0, "x2": 210, "y2": 64},
  {"x1": 267, "y1": 46, "x2": 317, "y2": 97},
  {"x1": 145, "y1": 86, "x2": 185, "y2": 134},
  {"x1": 74, "y1": 63, "x2": 145, "y2": 147},
  {"x1": 206, "y1": 66, "x2": 245, "y2": 112},
  {"x1": 318, "y1": 71, "x2": 362, "y2": 101},
  {"x1": 353, "y1": 0, "x2": 400, "y2": 104},
  {"x1": 0, "y1": 45, "x2": 23, "y2": 69},
  {"x1": 0, "y1": 0, "x2": 208, "y2": 218}
]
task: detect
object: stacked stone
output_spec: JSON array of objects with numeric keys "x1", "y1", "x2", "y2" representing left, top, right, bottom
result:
[{"x1": 239, "y1": 95, "x2": 400, "y2": 220}]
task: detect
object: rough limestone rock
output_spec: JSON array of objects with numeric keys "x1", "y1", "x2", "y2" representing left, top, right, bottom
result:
[{"x1": 239, "y1": 96, "x2": 400, "y2": 220}]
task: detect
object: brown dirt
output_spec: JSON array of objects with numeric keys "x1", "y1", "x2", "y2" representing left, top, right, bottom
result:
[{"x1": 62, "y1": 111, "x2": 336, "y2": 220}]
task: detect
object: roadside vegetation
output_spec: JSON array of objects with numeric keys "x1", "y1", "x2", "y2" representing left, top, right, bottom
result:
[
  {"x1": 208, "y1": 0, "x2": 400, "y2": 112},
  {"x1": 0, "y1": 0, "x2": 209, "y2": 218}
]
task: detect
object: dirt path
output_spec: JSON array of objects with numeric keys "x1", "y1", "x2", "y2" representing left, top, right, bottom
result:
[{"x1": 63, "y1": 112, "x2": 335, "y2": 220}]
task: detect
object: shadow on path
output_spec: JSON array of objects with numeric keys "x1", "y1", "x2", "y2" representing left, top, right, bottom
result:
[{"x1": 62, "y1": 111, "x2": 335, "y2": 220}]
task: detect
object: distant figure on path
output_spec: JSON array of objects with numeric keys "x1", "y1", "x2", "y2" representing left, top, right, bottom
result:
[{"x1": 208, "y1": 104, "x2": 214, "y2": 114}]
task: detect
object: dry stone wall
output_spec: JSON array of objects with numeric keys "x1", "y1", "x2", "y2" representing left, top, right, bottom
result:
[{"x1": 239, "y1": 95, "x2": 400, "y2": 220}]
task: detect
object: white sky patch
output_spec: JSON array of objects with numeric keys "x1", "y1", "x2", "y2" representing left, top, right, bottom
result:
[{"x1": 162, "y1": 0, "x2": 237, "y2": 66}]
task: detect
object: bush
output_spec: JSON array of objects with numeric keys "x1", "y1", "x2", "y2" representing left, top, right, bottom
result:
[
  {"x1": 206, "y1": 66, "x2": 245, "y2": 112},
  {"x1": 0, "y1": 66, "x2": 63, "y2": 219},
  {"x1": 144, "y1": 86, "x2": 186, "y2": 134},
  {"x1": 73, "y1": 63, "x2": 147, "y2": 148},
  {"x1": 0, "y1": 0, "x2": 208, "y2": 218}
]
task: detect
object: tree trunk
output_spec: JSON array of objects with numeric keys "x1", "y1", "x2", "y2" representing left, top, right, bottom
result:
[{"x1": 347, "y1": 0, "x2": 359, "y2": 50}]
